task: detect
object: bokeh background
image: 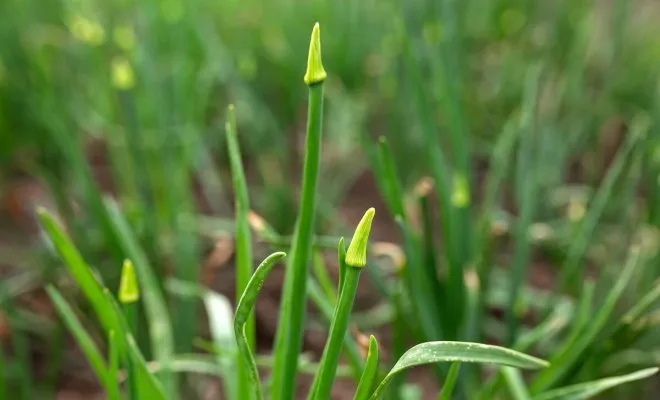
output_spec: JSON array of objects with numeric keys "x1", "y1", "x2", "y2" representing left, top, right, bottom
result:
[{"x1": 1, "y1": 0, "x2": 660, "y2": 398}]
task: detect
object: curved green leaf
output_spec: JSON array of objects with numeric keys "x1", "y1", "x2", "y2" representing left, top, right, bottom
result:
[
  {"x1": 354, "y1": 335, "x2": 380, "y2": 400},
  {"x1": 370, "y1": 341, "x2": 548, "y2": 399},
  {"x1": 533, "y1": 367, "x2": 658, "y2": 400},
  {"x1": 234, "y1": 252, "x2": 287, "y2": 400}
]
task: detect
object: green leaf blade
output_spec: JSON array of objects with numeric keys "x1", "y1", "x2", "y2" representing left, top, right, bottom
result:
[
  {"x1": 370, "y1": 341, "x2": 548, "y2": 399},
  {"x1": 533, "y1": 367, "x2": 658, "y2": 400}
]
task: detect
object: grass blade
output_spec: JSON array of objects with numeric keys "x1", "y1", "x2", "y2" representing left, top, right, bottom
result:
[
  {"x1": 532, "y1": 367, "x2": 658, "y2": 400},
  {"x1": 375, "y1": 137, "x2": 405, "y2": 219},
  {"x1": 271, "y1": 23, "x2": 326, "y2": 400},
  {"x1": 532, "y1": 249, "x2": 644, "y2": 392},
  {"x1": 556, "y1": 116, "x2": 647, "y2": 292},
  {"x1": 235, "y1": 252, "x2": 287, "y2": 400},
  {"x1": 354, "y1": 335, "x2": 380, "y2": 400},
  {"x1": 226, "y1": 103, "x2": 256, "y2": 400},
  {"x1": 46, "y1": 286, "x2": 109, "y2": 388},
  {"x1": 370, "y1": 341, "x2": 548, "y2": 399},
  {"x1": 37, "y1": 209, "x2": 119, "y2": 339}
]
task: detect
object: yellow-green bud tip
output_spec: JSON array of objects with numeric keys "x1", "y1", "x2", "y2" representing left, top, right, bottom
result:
[
  {"x1": 303, "y1": 23, "x2": 327, "y2": 86},
  {"x1": 345, "y1": 208, "x2": 375, "y2": 268},
  {"x1": 119, "y1": 259, "x2": 139, "y2": 303}
]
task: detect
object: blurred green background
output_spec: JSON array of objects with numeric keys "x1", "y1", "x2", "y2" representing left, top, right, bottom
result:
[{"x1": 1, "y1": 0, "x2": 660, "y2": 398}]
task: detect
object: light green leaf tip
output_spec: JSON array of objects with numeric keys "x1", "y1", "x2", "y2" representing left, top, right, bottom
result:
[
  {"x1": 303, "y1": 22, "x2": 327, "y2": 86},
  {"x1": 346, "y1": 208, "x2": 376, "y2": 268},
  {"x1": 119, "y1": 259, "x2": 139, "y2": 304}
]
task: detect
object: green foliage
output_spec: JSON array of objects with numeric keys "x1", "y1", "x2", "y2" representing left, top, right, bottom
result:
[{"x1": 1, "y1": 0, "x2": 660, "y2": 399}]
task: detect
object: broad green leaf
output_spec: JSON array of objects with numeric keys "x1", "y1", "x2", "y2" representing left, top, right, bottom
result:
[
  {"x1": 533, "y1": 367, "x2": 658, "y2": 400},
  {"x1": 370, "y1": 341, "x2": 548, "y2": 399}
]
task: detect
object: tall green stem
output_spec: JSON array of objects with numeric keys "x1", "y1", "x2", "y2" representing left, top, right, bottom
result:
[
  {"x1": 270, "y1": 23, "x2": 326, "y2": 400},
  {"x1": 309, "y1": 208, "x2": 375, "y2": 400},
  {"x1": 309, "y1": 268, "x2": 362, "y2": 399}
]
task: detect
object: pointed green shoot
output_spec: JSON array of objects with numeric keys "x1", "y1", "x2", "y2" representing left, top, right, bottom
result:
[
  {"x1": 309, "y1": 208, "x2": 376, "y2": 400},
  {"x1": 234, "y1": 252, "x2": 287, "y2": 400},
  {"x1": 354, "y1": 336, "x2": 380, "y2": 400},
  {"x1": 119, "y1": 260, "x2": 139, "y2": 304},
  {"x1": 370, "y1": 341, "x2": 548, "y2": 399},
  {"x1": 346, "y1": 208, "x2": 376, "y2": 268},
  {"x1": 303, "y1": 23, "x2": 327, "y2": 85}
]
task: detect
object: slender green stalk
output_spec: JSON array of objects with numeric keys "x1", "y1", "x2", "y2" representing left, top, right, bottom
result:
[
  {"x1": 235, "y1": 252, "x2": 287, "y2": 400},
  {"x1": 502, "y1": 367, "x2": 531, "y2": 400},
  {"x1": 396, "y1": 217, "x2": 444, "y2": 340},
  {"x1": 438, "y1": 363, "x2": 461, "y2": 400},
  {"x1": 309, "y1": 208, "x2": 375, "y2": 400},
  {"x1": 310, "y1": 267, "x2": 362, "y2": 399},
  {"x1": 108, "y1": 330, "x2": 121, "y2": 400},
  {"x1": 225, "y1": 104, "x2": 255, "y2": 400},
  {"x1": 119, "y1": 260, "x2": 139, "y2": 400},
  {"x1": 417, "y1": 179, "x2": 447, "y2": 332},
  {"x1": 271, "y1": 23, "x2": 326, "y2": 400},
  {"x1": 307, "y1": 277, "x2": 364, "y2": 382},
  {"x1": 375, "y1": 137, "x2": 405, "y2": 219}
]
